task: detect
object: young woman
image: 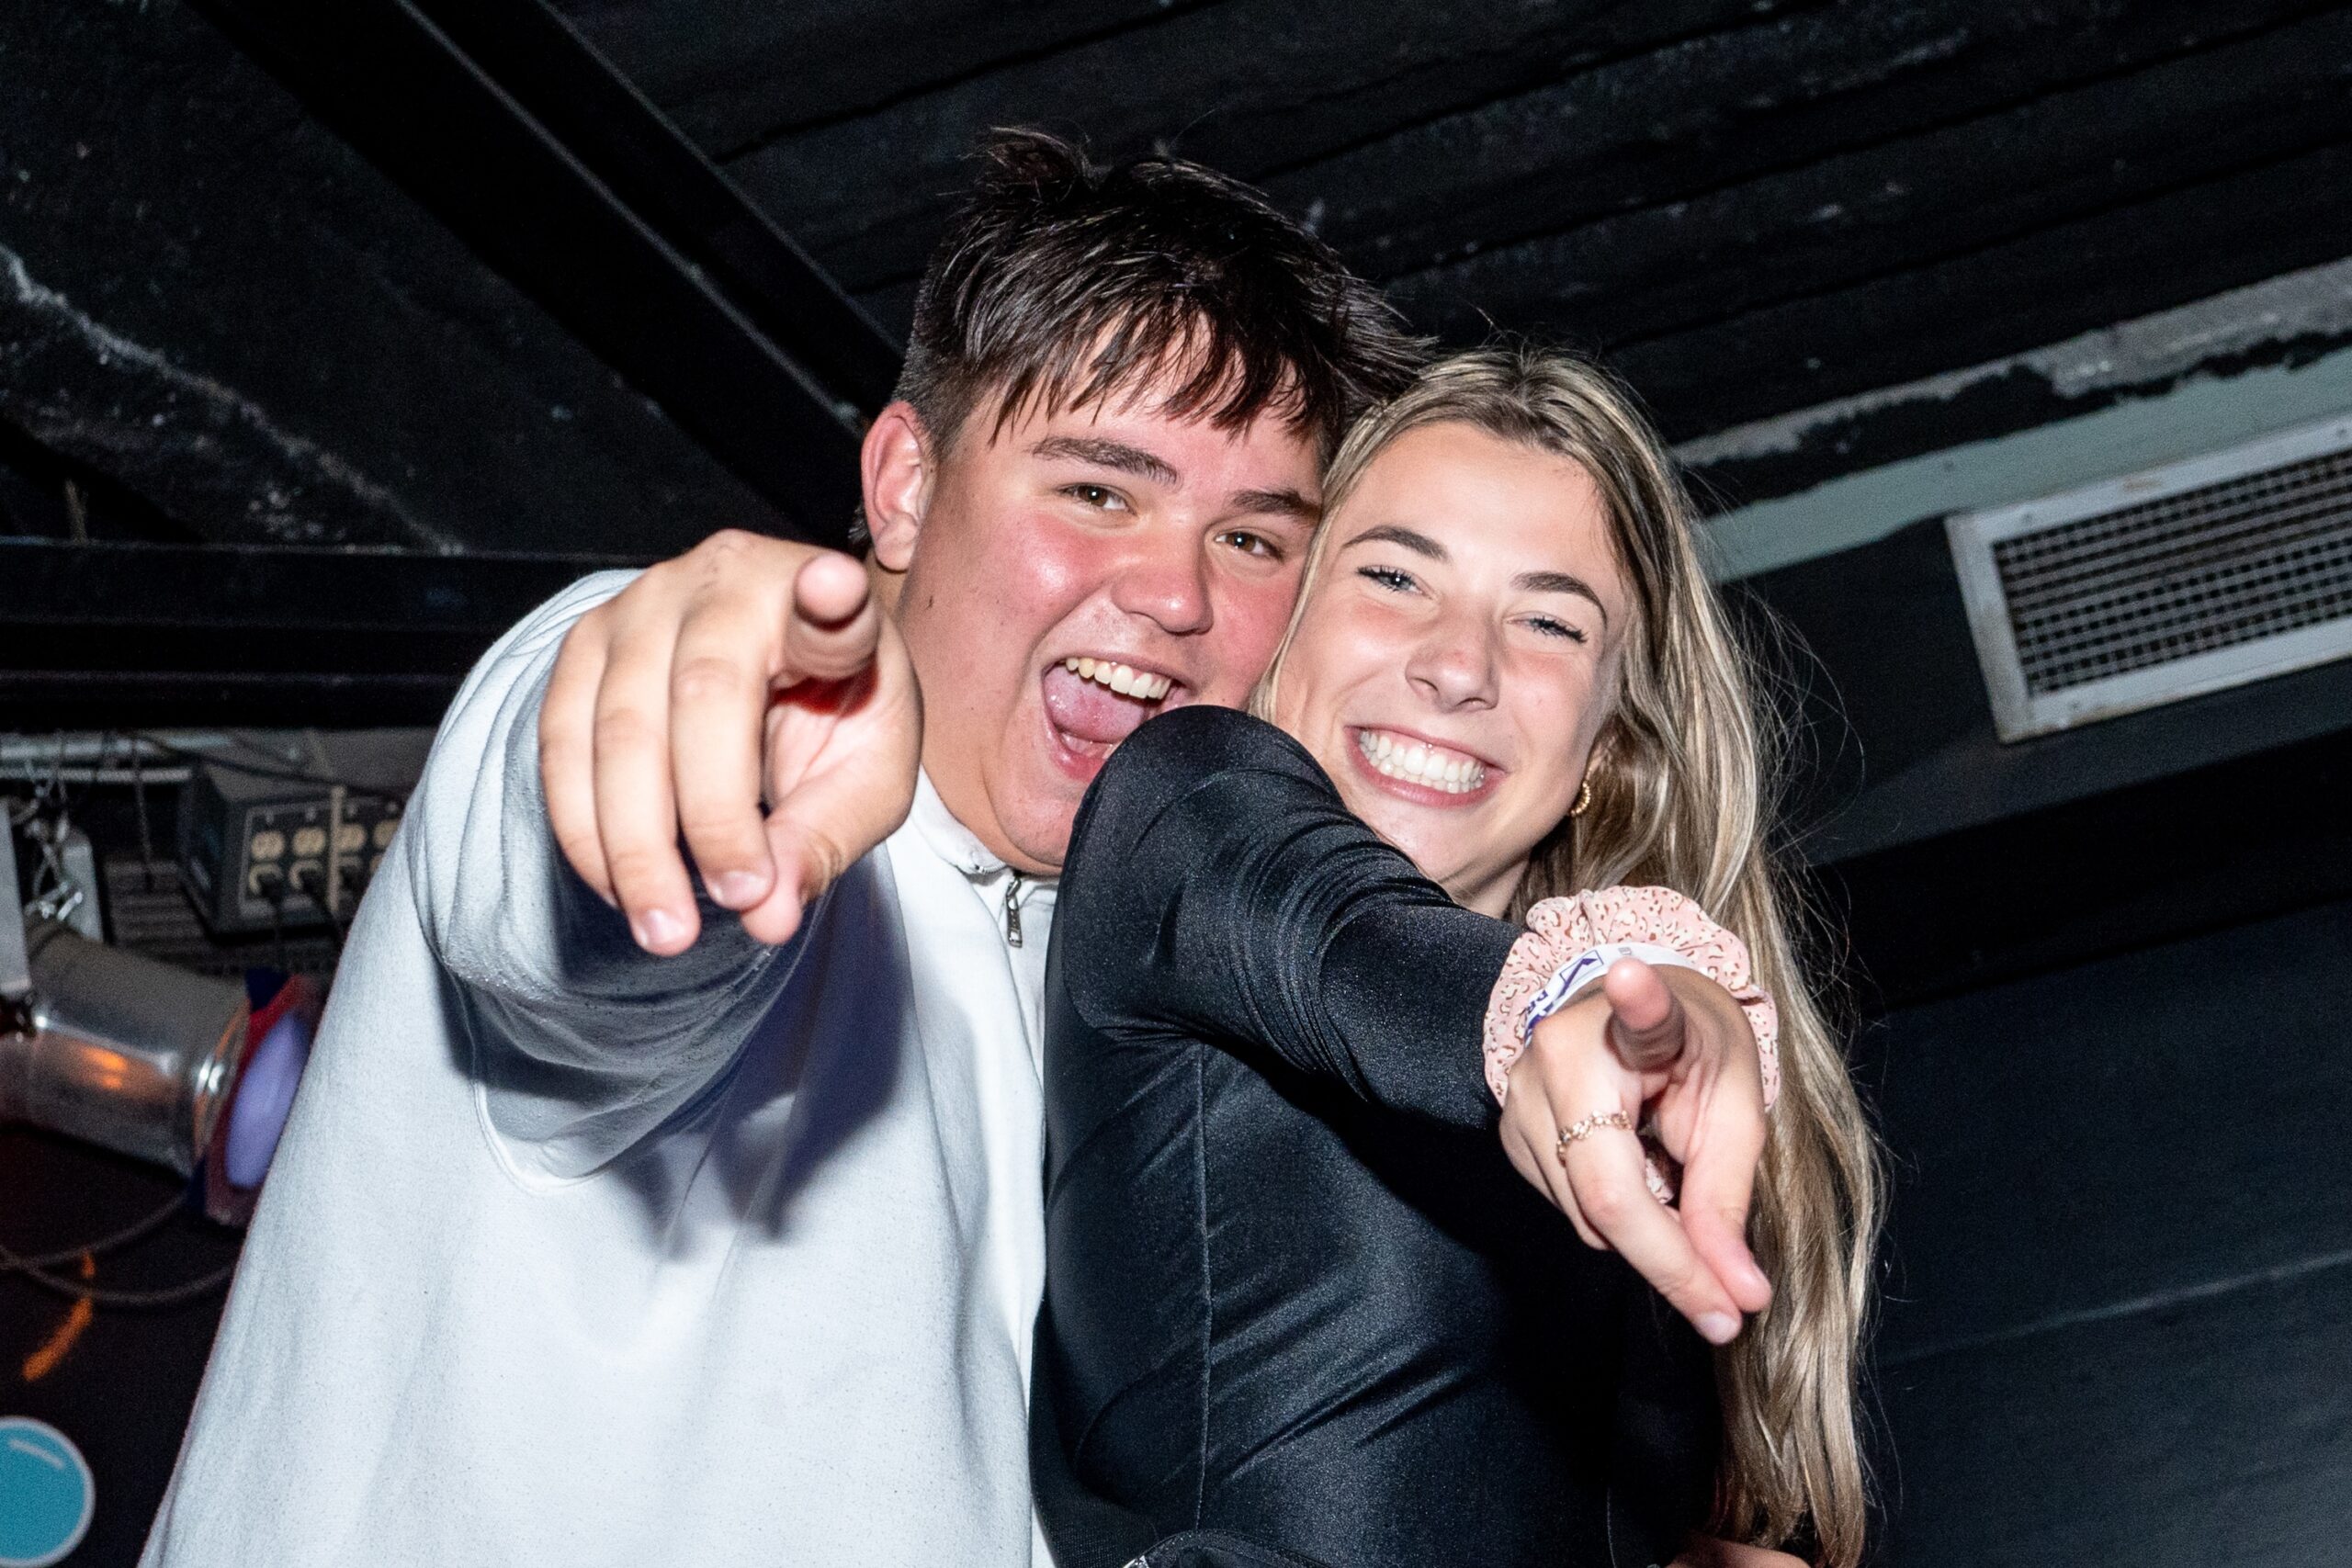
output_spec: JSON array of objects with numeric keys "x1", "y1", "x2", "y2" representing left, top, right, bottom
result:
[{"x1": 1030, "y1": 349, "x2": 1879, "y2": 1567}]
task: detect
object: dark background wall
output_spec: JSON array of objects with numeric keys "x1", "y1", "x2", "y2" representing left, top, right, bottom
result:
[
  {"x1": 4, "y1": 2, "x2": 2349, "y2": 1562},
  {"x1": 1861, "y1": 894, "x2": 2352, "y2": 1561}
]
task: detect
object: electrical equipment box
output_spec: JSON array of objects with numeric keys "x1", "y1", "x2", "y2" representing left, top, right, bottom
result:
[{"x1": 175, "y1": 733, "x2": 430, "y2": 934}]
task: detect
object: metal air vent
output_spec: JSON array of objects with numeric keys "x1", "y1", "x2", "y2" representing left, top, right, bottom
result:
[{"x1": 1948, "y1": 414, "x2": 2352, "y2": 740}]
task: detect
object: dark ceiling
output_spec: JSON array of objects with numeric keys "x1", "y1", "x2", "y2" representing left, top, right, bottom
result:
[
  {"x1": 572, "y1": 0, "x2": 2352, "y2": 452},
  {"x1": 2, "y1": 1, "x2": 2347, "y2": 554}
]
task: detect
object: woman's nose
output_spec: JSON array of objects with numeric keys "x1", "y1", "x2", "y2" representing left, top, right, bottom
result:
[{"x1": 1405, "y1": 617, "x2": 1498, "y2": 710}]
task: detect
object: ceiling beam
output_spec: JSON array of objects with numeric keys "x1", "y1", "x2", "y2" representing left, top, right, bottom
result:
[
  {"x1": 0, "y1": 537, "x2": 649, "y2": 728},
  {"x1": 198, "y1": 0, "x2": 902, "y2": 548}
]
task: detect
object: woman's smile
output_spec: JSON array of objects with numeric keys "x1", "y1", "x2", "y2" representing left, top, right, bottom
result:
[{"x1": 1346, "y1": 725, "x2": 1498, "y2": 803}]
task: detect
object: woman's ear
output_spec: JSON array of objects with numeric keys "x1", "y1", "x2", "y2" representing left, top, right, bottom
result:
[
  {"x1": 861, "y1": 402, "x2": 934, "y2": 573},
  {"x1": 1576, "y1": 719, "x2": 1624, "y2": 806}
]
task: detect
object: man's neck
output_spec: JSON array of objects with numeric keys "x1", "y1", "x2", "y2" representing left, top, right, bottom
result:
[{"x1": 914, "y1": 752, "x2": 1061, "y2": 878}]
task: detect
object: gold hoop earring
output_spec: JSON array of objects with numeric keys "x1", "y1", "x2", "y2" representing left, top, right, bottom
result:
[{"x1": 1569, "y1": 778, "x2": 1593, "y2": 818}]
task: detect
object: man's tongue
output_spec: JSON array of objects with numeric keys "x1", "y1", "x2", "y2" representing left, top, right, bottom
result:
[{"x1": 1043, "y1": 664, "x2": 1159, "y2": 749}]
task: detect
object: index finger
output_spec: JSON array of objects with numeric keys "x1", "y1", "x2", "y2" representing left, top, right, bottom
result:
[
  {"x1": 1559, "y1": 1117, "x2": 1744, "y2": 1345},
  {"x1": 1672, "y1": 1067, "x2": 1773, "y2": 1314},
  {"x1": 1543, "y1": 1020, "x2": 1747, "y2": 1343},
  {"x1": 782, "y1": 551, "x2": 881, "y2": 684}
]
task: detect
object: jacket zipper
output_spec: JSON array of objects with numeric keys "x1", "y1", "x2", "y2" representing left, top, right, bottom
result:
[{"x1": 1002, "y1": 871, "x2": 1024, "y2": 947}]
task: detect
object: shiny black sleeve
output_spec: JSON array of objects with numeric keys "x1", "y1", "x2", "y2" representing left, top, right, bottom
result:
[{"x1": 1056, "y1": 705, "x2": 1519, "y2": 1130}]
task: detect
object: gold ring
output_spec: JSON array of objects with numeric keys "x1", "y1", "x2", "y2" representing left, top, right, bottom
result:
[{"x1": 1555, "y1": 1110, "x2": 1634, "y2": 1161}]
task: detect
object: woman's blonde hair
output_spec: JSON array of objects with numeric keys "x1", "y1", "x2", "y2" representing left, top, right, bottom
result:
[{"x1": 1252, "y1": 346, "x2": 1882, "y2": 1566}]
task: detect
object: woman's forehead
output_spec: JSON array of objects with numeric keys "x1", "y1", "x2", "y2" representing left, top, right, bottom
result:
[{"x1": 1341, "y1": 427, "x2": 1623, "y2": 572}]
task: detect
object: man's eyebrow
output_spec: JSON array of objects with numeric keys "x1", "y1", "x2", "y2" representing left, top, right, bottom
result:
[
  {"x1": 1228, "y1": 487, "x2": 1320, "y2": 522},
  {"x1": 1515, "y1": 570, "x2": 1611, "y2": 626},
  {"x1": 1341, "y1": 523, "x2": 1446, "y2": 559},
  {"x1": 1028, "y1": 435, "x2": 1180, "y2": 485}
]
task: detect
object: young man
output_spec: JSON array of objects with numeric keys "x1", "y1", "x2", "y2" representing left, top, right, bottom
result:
[{"x1": 144, "y1": 134, "x2": 1777, "y2": 1567}]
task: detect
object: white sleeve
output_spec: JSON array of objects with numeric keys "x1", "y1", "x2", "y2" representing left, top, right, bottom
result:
[{"x1": 401, "y1": 570, "x2": 806, "y2": 1173}]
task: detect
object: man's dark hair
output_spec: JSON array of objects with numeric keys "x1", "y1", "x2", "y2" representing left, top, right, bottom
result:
[{"x1": 894, "y1": 130, "x2": 1426, "y2": 464}]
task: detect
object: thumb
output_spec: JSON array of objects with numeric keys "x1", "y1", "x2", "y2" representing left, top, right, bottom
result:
[
  {"x1": 1603, "y1": 957, "x2": 1689, "y2": 1073},
  {"x1": 735, "y1": 759, "x2": 896, "y2": 945},
  {"x1": 735, "y1": 812, "x2": 850, "y2": 947}
]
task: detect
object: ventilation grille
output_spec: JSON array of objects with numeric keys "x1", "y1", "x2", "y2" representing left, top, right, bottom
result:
[{"x1": 1950, "y1": 415, "x2": 2352, "y2": 740}]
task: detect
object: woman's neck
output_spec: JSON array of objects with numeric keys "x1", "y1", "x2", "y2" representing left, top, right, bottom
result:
[{"x1": 1443, "y1": 860, "x2": 1528, "y2": 919}]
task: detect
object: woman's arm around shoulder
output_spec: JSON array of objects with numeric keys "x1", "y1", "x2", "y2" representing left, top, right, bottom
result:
[{"x1": 1056, "y1": 705, "x2": 1517, "y2": 1128}]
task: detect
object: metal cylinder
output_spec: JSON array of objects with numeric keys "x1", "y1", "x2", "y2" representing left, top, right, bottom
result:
[{"x1": 0, "y1": 922, "x2": 248, "y2": 1177}]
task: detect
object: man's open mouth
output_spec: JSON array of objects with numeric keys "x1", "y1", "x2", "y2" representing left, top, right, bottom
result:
[{"x1": 1042, "y1": 656, "x2": 1179, "y2": 757}]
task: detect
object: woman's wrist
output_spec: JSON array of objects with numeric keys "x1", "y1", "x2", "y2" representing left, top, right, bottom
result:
[
  {"x1": 1515, "y1": 941, "x2": 1712, "y2": 1033},
  {"x1": 1483, "y1": 886, "x2": 1780, "y2": 1110}
]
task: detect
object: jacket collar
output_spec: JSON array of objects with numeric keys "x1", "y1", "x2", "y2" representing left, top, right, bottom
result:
[{"x1": 906, "y1": 770, "x2": 1008, "y2": 881}]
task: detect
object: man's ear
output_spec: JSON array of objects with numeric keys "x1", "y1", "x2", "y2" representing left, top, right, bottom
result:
[{"x1": 862, "y1": 401, "x2": 934, "y2": 574}]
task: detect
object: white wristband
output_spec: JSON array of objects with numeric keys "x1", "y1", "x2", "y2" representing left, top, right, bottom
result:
[{"x1": 1517, "y1": 942, "x2": 1707, "y2": 1043}]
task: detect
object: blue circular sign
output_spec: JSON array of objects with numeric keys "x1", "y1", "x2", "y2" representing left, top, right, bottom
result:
[{"x1": 0, "y1": 1417, "x2": 94, "y2": 1567}]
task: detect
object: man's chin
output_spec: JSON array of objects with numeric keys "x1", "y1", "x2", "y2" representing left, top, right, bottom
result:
[
  {"x1": 982, "y1": 729, "x2": 1094, "y2": 874},
  {"x1": 1010, "y1": 694, "x2": 1200, "y2": 869}
]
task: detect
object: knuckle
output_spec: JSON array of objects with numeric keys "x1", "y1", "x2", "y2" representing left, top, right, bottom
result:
[
  {"x1": 1579, "y1": 1179, "x2": 1634, "y2": 1229},
  {"x1": 676, "y1": 801, "x2": 750, "y2": 838},
  {"x1": 1499, "y1": 1095, "x2": 1536, "y2": 1137},
  {"x1": 636, "y1": 553, "x2": 692, "y2": 595},
  {"x1": 695, "y1": 529, "x2": 759, "y2": 572},
  {"x1": 801, "y1": 830, "x2": 849, "y2": 890},
  {"x1": 671, "y1": 654, "x2": 750, "y2": 708}
]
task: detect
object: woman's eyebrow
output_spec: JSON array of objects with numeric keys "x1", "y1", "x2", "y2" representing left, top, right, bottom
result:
[
  {"x1": 1514, "y1": 570, "x2": 1611, "y2": 626},
  {"x1": 1341, "y1": 523, "x2": 1446, "y2": 559}
]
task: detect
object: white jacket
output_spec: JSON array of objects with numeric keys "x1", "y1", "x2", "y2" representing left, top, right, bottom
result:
[{"x1": 142, "y1": 575, "x2": 1056, "y2": 1567}]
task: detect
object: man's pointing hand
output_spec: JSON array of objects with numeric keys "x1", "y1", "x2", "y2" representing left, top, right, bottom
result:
[{"x1": 538, "y1": 529, "x2": 922, "y2": 953}]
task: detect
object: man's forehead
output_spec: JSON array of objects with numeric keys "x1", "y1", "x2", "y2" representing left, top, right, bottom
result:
[{"x1": 989, "y1": 387, "x2": 1321, "y2": 488}]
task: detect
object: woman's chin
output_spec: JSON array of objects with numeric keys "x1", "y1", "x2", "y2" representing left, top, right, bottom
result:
[{"x1": 1347, "y1": 799, "x2": 1459, "y2": 879}]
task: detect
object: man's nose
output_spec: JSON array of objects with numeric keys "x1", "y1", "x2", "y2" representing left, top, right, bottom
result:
[
  {"x1": 1406, "y1": 614, "x2": 1499, "y2": 710},
  {"x1": 1109, "y1": 532, "x2": 1215, "y2": 637}
]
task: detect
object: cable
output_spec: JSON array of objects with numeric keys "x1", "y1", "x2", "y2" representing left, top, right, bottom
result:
[
  {"x1": 291, "y1": 863, "x2": 347, "y2": 956},
  {"x1": 0, "y1": 1230, "x2": 235, "y2": 1309},
  {"x1": 0, "y1": 1195, "x2": 237, "y2": 1310},
  {"x1": 267, "y1": 881, "x2": 288, "y2": 973},
  {"x1": 0, "y1": 1191, "x2": 187, "y2": 1271}
]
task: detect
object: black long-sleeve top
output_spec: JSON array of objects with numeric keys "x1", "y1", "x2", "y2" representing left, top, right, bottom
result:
[{"x1": 1031, "y1": 706, "x2": 1718, "y2": 1568}]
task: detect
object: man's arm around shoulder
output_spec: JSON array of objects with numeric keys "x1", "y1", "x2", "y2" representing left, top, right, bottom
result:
[{"x1": 400, "y1": 536, "x2": 918, "y2": 1170}]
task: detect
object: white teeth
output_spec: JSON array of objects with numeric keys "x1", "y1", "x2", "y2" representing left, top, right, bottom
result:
[
  {"x1": 1355, "y1": 729, "x2": 1487, "y2": 795},
  {"x1": 1061, "y1": 657, "x2": 1170, "y2": 702}
]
